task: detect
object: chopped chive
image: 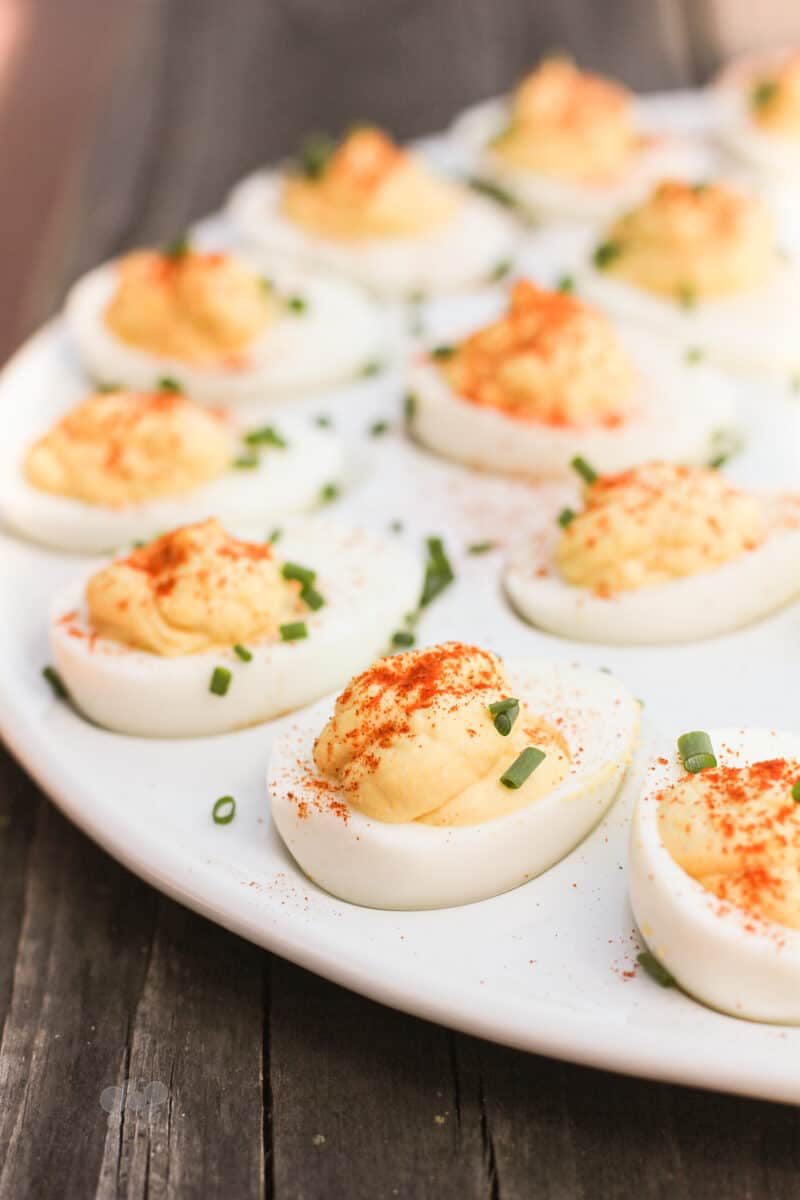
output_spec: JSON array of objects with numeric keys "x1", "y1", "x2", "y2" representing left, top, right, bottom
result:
[
  {"x1": 558, "y1": 507, "x2": 577, "y2": 528},
  {"x1": 97, "y1": 381, "x2": 121, "y2": 393},
  {"x1": 404, "y1": 392, "x2": 418, "y2": 423},
  {"x1": 314, "y1": 414, "x2": 332, "y2": 428},
  {"x1": 389, "y1": 520, "x2": 404, "y2": 533},
  {"x1": 158, "y1": 376, "x2": 183, "y2": 393},
  {"x1": 280, "y1": 621, "x2": 308, "y2": 642},
  {"x1": 297, "y1": 132, "x2": 336, "y2": 179},
  {"x1": 791, "y1": 373, "x2": 800, "y2": 394},
  {"x1": 210, "y1": 666, "x2": 232, "y2": 696},
  {"x1": 301, "y1": 584, "x2": 325, "y2": 611},
  {"x1": 500, "y1": 746, "x2": 546, "y2": 789},
  {"x1": 467, "y1": 541, "x2": 495, "y2": 555},
  {"x1": 793, "y1": 780, "x2": 800, "y2": 803},
  {"x1": 593, "y1": 240, "x2": 623, "y2": 269},
  {"x1": 282, "y1": 562, "x2": 316, "y2": 586},
  {"x1": 132, "y1": 539, "x2": 146, "y2": 549},
  {"x1": 752, "y1": 79, "x2": 779, "y2": 110},
  {"x1": 267, "y1": 527, "x2": 282, "y2": 544},
  {"x1": 421, "y1": 535, "x2": 455, "y2": 607},
  {"x1": 685, "y1": 346, "x2": 705, "y2": 364},
  {"x1": 488, "y1": 698, "x2": 519, "y2": 716},
  {"x1": 369, "y1": 419, "x2": 390, "y2": 437},
  {"x1": 392, "y1": 630, "x2": 415, "y2": 648},
  {"x1": 407, "y1": 288, "x2": 426, "y2": 305},
  {"x1": 677, "y1": 730, "x2": 716, "y2": 774},
  {"x1": 260, "y1": 276, "x2": 273, "y2": 293},
  {"x1": 488, "y1": 258, "x2": 512, "y2": 282},
  {"x1": 637, "y1": 951, "x2": 675, "y2": 988},
  {"x1": 244, "y1": 425, "x2": 287, "y2": 448},
  {"x1": 677, "y1": 282, "x2": 697, "y2": 309},
  {"x1": 319, "y1": 481, "x2": 339, "y2": 504},
  {"x1": 233, "y1": 643, "x2": 253, "y2": 662},
  {"x1": 692, "y1": 181, "x2": 709, "y2": 195},
  {"x1": 286, "y1": 295, "x2": 308, "y2": 314},
  {"x1": 232, "y1": 454, "x2": 260, "y2": 469},
  {"x1": 42, "y1": 665, "x2": 68, "y2": 699},
  {"x1": 164, "y1": 235, "x2": 189, "y2": 259},
  {"x1": 571, "y1": 455, "x2": 598, "y2": 484},
  {"x1": 212, "y1": 795, "x2": 236, "y2": 825},
  {"x1": 488, "y1": 697, "x2": 520, "y2": 736},
  {"x1": 556, "y1": 274, "x2": 575, "y2": 294},
  {"x1": 431, "y1": 345, "x2": 455, "y2": 360},
  {"x1": 467, "y1": 176, "x2": 516, "y2": 209},
  {"x1": 359, "y1": 360, "x2": 383, "y2": 377}
]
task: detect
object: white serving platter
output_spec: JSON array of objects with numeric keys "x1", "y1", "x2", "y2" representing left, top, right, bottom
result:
[{"x1": 3, "y1": 90, "x2": 800, "y2": 1104}]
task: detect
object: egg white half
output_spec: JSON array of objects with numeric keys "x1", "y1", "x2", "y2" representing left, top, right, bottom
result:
[
  {"x1": 0, "y1": 415, "x2": 344, "y2": 554},
  {"x1": 64, "y1": 258, "x2": 387, "y2": 404},
  {"x1": 50, "y1": 521, "x2": 425, "y2": 737},
  {"x1": 225, "y1": 169, "x2": 518, "y2": 298},
  {"x1": 630, "y1": 727, "x2": 800, "y2": 1024},
  {"x1": 269, "y1": 659, "x2": 639, "y2": 910},
  {"x1": 447, "y1": 96, "x2": 711, "y2": 223},
  {"x1": 409, "y1": 329, "x2": 735, "y2": 479},
  {"x1": 504, "y1": 491, "x2": 800, "y2": 644},
  {"x1": 580, "y1": 261, "x2": 800, "y2": 379}
]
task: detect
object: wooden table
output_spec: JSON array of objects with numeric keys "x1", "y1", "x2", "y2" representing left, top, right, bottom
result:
[{"x1": 2, "y1": 4, "x2": 799, "y2": 1196}]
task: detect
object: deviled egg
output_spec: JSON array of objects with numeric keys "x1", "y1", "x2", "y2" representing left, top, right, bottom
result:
[
  {"x1": 269, "y1": 640, "x2": 639, "y2": 909},
  {"x1": 65, "y1": 242, "x2": 385, "y2": 403},
  {"x1": 408, "y1": 280, "x2": 735, "y2": 477},
  {"x1": 717, "y1": 49, "x2": 800, "y2": 182},
  {"x1": 49, "y1": 517, "x2": 424, "y2": 736},
  {"x1": 504, "y1": 460, "x2": 800, "y2": 643},
  {"x1": 630, "y1": 727, "x2": 800, "y2": 1023},
  {"x1": 449, "y1": 56, "x2": 706, "y2": 223},
  {"x1": 0, "y1": 386, "x2": 344, "y2": 553},
  {"x1": 580, "y1": 178, "x2": 800, "y2": 377},
  {"x1": 226, "y1": 125, "x2": 516, "y2": 297}
]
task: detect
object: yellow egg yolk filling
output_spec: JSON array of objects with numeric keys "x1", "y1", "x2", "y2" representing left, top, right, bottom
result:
[
  {"x1": 440, "y1": 280, "x2": 637, "y2": 427},
  {"x1": 594, "y1": 179, "x2": 775, "y2": 300},
  {"x1": 313, "y1": 641, "x2": 570, "y2": 826},
  {"x1": 282, "y1": 126, "x2": 460, "y2": 240},
  {"x1": 25, "y1": 390, "x2": 232, "y2": 506},
  {"x1": 658, "y1": 757, "x2": 800, "y2": 930},
  {"x1": 558, "y1": 462, "x2": 764, "y2": 594},
  {"x1": 86, "y1": 518, "x2": 302, "y2": 655},
  {"x1": 104, "y1": 250, "x2": 273, "y2": 364},
  {"x1": 490, "y1": 57, "x2": 636, "y2": 180}
]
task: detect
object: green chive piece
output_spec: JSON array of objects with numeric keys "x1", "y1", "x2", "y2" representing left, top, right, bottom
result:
[
  {"x1": 42, "y1": 665, "x2": 68, "y2": 699},
  {"x1": 685, "y1": 346, "x2": 705, "y2": 364},
  {"x1": 319, "y1": 481, "x2": 339, "y2": 504},
  {"x1": 301, "y1": 584, "x2": 325, "y2": 611},
  {"x1": 752, "y1": 79, "x2": 779, "y2": 110},
  {"x1": 97, "y1": 381, "x2": 121, "y2": 394},
  {"x1": 232, "y1": 454, "x2": 260, "y2": 469},
  {"x1": 267, "y1": 527, "x2": 282, "y2": 544},
  {"x1": 233, "y1": 644, "x2": 252, "y2": 662},
  {"x1": 500, "y1": 746, "x2": 546, "y2": 789},
  {"x1": 260, "y1": 276, "x2": 273, "y2": 293},
  {"x1": 212, "y1": 795, "x2": 236, "y2": 825},
  {"x1": 158, "y1": 376, "x2": 183, "y2": 393},
  {"x1": 421, "y1": 535, "x2": 455, "y2": 607},
  {"x1": 282, "y1": 562, "x2": 316, "y2": 586},
  {"x1": 390, "y1": 520, "x2": 404, "y2": 534},
  {"x1": 210, "y1": 667, "x2": 232, "y2": 696},
  {"x1": 558, "y1": 507, "x2": 577, "y2": 528},
  {"x1": 408, "y1": 288, "x2": 426, "y2": 305},
  {"x1": 593, "y1": 240, "x2": 624, "y2": 269},
  {"x1": 404, "y1": 392, "x2": 418, "y2": 423},
  {"x1": 315, "y1": 414, "x2": 332, "y2": 428},
  {"x1": 571, "y1": 455, "x2": 598, "y2": 484},
  {"x1": 369, "y1": 419, "x2": 390, "y2": 437},
  {"x1": 467, "y1": 541, "x2": 495, "y2": 555},
  {"x1": 298, "y1": 132, "x2": 336, "y2": 179},
  {"x1": 677, "y1": 730, "x2": 717, "y2": 774},
  {"x1": 431, "y1": 345, "x2": 455, "y2": 360},
  {"x1": 244, "y1": 425, "x2": 287, "y2": 449},
  {"x1": 677, "y1": 282, "x2": 697, "y2": 309},
  {"x1": 488, "y1": 697, "x2": 520, "y2": 736},
  {"x1": 286, "y1": 295, "x2": 307, "y2": 314},
  {"x1": 165, "y1": 235, "x2": 189, "y2": 259},
  {"x1": 467, "y1": 176, "x2": 516, "y2": 209},
  {"x1": 792, "y1": 781, "x2": 800, "y2": 803},
  {"x1": 392, "y1": 630, "x2": 415, "y2": 648},
  {"x1": 637, "y1": 951, "x2": 675, "y2": 988},
  {"x1": 489, "y1": 258, "x2": 512, "y2": 282},
  {"x1": 280, "y1": 621, "x2": 308, "y2": 642},
  {"x1": 359, "y1": 360, "x2": 383, "y2": 377},
  {"x1": 556, "y1": 274, "x2": 575, "y2": 294}
]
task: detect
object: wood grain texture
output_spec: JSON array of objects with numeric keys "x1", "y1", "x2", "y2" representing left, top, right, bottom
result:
[{"x1": 2, "y1": 2, "x2": 800, "y2": 1198}]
